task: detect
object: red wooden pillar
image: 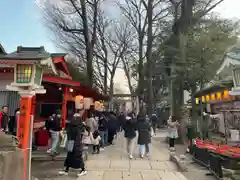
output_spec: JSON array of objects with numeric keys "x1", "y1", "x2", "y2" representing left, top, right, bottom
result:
[
  {"x1": 61, "y1": 86, "x2": 68, "y2": 128},
  {"x1": 30, "y1": 95, "x2": 36, "y2": 115}
]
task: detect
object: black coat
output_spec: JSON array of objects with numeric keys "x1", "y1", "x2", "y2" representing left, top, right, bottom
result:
[
  {"x1": 64, "y1": 118, "x2": 84, "y2": 169},
  {"x1": 123, "y1": 119, "x2": 136, "y2": 139},
  {"x1": 137, "y1": 117, "x2": 151, "y2": 145}
]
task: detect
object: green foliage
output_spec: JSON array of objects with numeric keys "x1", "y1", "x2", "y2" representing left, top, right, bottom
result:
[
  {"x1": 66, "y1": 62, "x2": 87, "y2": 84},
  {"x1": 182, "y1": 18, "x2": 239, "y2": 90}
]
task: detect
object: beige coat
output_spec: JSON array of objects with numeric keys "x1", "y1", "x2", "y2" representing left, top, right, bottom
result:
[{"x1": 85, "y1": 117, "x2": 97, "y2": 132}]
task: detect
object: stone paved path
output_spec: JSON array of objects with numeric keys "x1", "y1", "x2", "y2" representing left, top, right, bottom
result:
[{"x1": 32, "y1": 132, "x2": 189, "y2": 180}]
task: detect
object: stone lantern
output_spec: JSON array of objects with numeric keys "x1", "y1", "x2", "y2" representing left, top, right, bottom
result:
[{"x1": 0, "y1": 46, "x2": 57, "y2": 180}]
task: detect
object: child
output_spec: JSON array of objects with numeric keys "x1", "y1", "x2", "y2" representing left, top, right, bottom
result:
[
  {"x1": 90, "y1": 130, "x2": 101, "y2": 154},
  {"x1": 82, "y1": 126, "x2": 91, "y2": 150},
  {"x1": 167, "y1": 116, "x2": 180, "y2": 151}
]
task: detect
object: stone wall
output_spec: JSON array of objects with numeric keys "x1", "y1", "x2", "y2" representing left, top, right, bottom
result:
[{"x1": 0, "y1": 149, "x2": 24, "y2": 180}]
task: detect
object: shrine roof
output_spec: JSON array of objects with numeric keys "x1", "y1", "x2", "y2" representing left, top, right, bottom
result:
[
  {"x1": 0, "y1": 46, "x2": 51, "y2": 60},
  {"x1": 194, "y1": 79, "x2": 233, "y2": 97},
  {"x1": 0, "y1": 44, "x2": 6, "y2": 54}
]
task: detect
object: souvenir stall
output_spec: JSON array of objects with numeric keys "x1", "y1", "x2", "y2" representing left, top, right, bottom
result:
[{"x1": 190, "y1": 44, "x2": 240, "y2": 179}]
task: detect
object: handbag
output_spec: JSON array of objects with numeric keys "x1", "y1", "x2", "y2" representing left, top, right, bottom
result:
[
  {"x1": 60, "y1": 132, "x2": 68, "y2": 148},
  {"x1": 150, "y1": 127, "x2": 154, "y2": 137},
  {"x1": 66, "y1": 140, "x2": 75, "y2": 152}
]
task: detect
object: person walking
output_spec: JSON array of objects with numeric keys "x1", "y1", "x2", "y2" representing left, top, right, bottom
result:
[
  {"x1": 123, "y1": 113, "x2": 136, "y2": 159},
  {"x1": 47, "y1": 110, "x2": 62, "y2": 155},
  {"x1": 167, "y1": 115, "x2": 180, "y2": 151},
  {"x1": 107, "y1": 112, "x2": 118, "y2": 145},
  {"x1": 98, "y1": 112, "x2": 108, "y2": 150},
  {"x1": 0, "y1": 106, "x2": 9, "y2": 133},
  {"x1": 151, "y1": 113, "x2": 158, "y2": 135},
  {"x1": 59, "y1": 111, "x2": 87, "y2": 177},
  {"x1": 137, "y1": 111, "x2": 151, "y2": 158},
  {"x1": 85, "y1": 111, "x2": 97, "y2": 133}
]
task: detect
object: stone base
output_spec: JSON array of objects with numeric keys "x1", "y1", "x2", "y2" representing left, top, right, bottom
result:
[
  {"x1": 0, "y1": 149, "x2": 24, "y2": 180},
  {"x1": 169, "y1": 153, "x2": 187, "y2": 172},
  {"x1": 31, "y1": 151, "x2": 88, "y2": 162}
]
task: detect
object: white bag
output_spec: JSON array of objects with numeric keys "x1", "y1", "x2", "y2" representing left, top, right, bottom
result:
[
  {"x1": 60, "y1": 132, "x2": 68, "y2": 148},
  {"x1": 150, "y1": 127, "x2": 154, "y2": 137}
]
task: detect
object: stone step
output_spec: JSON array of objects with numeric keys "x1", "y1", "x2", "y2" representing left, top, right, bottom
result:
[{"x1": 31, "y1": 151, "x2": 88, "y2": 161}]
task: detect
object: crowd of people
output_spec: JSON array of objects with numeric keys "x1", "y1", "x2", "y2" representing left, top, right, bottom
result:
[
  {"x1": 0, "y1": 105, "x2": 180, "y2": 177},
  {"x1": 43, "y1": 108, "x2": 169, "y2": 177}
]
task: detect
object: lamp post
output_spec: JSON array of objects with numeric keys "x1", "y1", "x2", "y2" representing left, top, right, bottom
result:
[{"x1": 0, "y1": 46, "x2": 56, "y2": 180}]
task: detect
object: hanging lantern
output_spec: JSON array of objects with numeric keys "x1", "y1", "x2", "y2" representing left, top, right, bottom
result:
[
  {"x1": 201, "y1": 96, "x2": 205, "y2": 103},
  {"x1": 84, "y1": 98, "x2": 93, "y2": 109},
  {"x1": 94, "y1": 101, "x2": 101, "y2": 111},
  {"x1": 195, "y1": 98, "x2": 199, "y2": 104},
  {"x1": 211, "y1": 94, "x2": 216, "y2": 101},
  {"x1": 223, "y1": 90, "x2": 229, "y2": 99},
  {"x1": 75, "y1": 95, "x2": 84, "y2": 109},
  {"x1": 217, "y1": 92, "x2": 222, "y2": 100},
  {"x1": 206, "y1": 95, "x2": 210, "y2": 102}
]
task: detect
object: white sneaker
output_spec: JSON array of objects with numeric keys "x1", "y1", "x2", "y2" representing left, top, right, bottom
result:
[
  {"x1": 145, "y1": 153, "x2": 149, "y2": 157},
  {"x1": 58, "y1": 170, "x2": 68, "y2": 175},
  {"x1": 47, "y1": 149, "x2": 52, "y2": 153},
  {"x1": 77, "y1": 170, "x2": 87, "y2": 176},
  {"x1": 140, "y1": 154, "x2": 144, "y2": 158},
  {"x1": 129, "y1": 154, "x2": 133, "y2": 159},
  {"x1": 100, "y1": 148, "x2": 104, "y2": 151}
]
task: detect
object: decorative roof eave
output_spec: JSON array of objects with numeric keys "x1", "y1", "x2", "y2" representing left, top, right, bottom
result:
[
  {"x1": 217, "y1": 55, "x2": 240, "y2": 75},
  {"x1": 194, "y1": 80, "x2": 233, "y2": 97},
  {"x1": 0, "y1": 44, "x2": 6, "y2": 54},
  {"x1": 217, "y1": 42, "x2": 240, "y2": 75},
  {"x1": 51, "y1": 53, "x2": 70, "y2": 76},
  {"x1": 0, "y1": 46, "x2": 58, "y2": 75}
]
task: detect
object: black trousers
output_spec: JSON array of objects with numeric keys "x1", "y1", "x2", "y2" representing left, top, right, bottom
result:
[
  {"x1": 108, "y1": 130, "x2": 115, "y2": 144},
  {"x1": 169, "y1": 138, "x2": 175, "y2": 147},
  {"x1": 152, "y1": 123, "x2": 157, "y2": 133},
  {"x1": 93, "y1": 144, "x2": 100, "y2": 153}
]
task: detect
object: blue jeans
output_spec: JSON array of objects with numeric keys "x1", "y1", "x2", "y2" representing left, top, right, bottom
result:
[
  {"x1": 140, "y1": 144, "x2": 150, "y2": 155},
  {"x1": 99, "y1": 130, "x2": 108, "y2": 148},
  {"x1": 51, "y1": 131, "x2": 60, "y2": 153}
]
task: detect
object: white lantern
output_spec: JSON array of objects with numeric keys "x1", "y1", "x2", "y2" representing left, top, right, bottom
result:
[
  {"x1": 75, "y1": 95, "x2": 84, "y2": 109},
  {"x1": 84, "y1": 98, "x2": 93, "y2": 109}
]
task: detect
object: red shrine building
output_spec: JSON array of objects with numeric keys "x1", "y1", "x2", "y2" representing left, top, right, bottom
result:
[{"x1": 0, "y1": 45, "x2": 107, "y2": 129}]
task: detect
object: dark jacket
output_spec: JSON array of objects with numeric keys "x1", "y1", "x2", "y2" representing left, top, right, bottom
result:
[
  {"x1": 137, "y1": 116, "x2": 151, "y2": 145},
  {"x1": 98, "y1": 115, "x2": 108, "y2": 131},
  {"x1": 151, "y1": 114, "x2": 158, "y2": 124},
  {"x1": 0, "y1": 112, "x2": 9, "y2": 131},
  {"x1": 123, "y1": 118, "x2": 136, "y2": 139},
  {"x1": 64, "y1": 117, "x2": 84, "y2": 169},
  {"x1": 50, "y1": 115, "x2": 61, "y2": 131},
  {"x1": 108, "y1": 113, "x2": 118, "y2": 131}
]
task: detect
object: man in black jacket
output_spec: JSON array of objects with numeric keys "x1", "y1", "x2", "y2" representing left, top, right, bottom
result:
[
  {"x1": 47, "y1": 110, "x2": 62, "y2": 154},
  {"x1": 0, "y1": 106, "x2": 9, "y2": 133},
  {"x1": 98, "y1": 112, "x2": 108, "y2": 150}
]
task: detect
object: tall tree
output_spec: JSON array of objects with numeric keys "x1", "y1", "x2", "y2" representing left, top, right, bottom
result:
[
  {"x1": 42, "y1": 0, "x2": 101, "y2": 88},
  {"x1": 117, "y1": 0, "x2": 170, "y2": 110},
  {"x1": 164, "y1": 0, "x2": 225, "y2": 117}
]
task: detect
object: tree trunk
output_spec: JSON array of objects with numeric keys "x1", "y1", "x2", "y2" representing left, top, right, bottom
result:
[
  {"x1": 86, "y1": 42, "x2": 94, "y2": 88},
  {"x1": 137, "y1": 33, "x2": 144, "y2": 100},
  {"x1": 146, "y1": 0, "x2": 153, "y2": 115},
  {"x1": 104, "y1": 57, "x2": 108, "y2": 94}
]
